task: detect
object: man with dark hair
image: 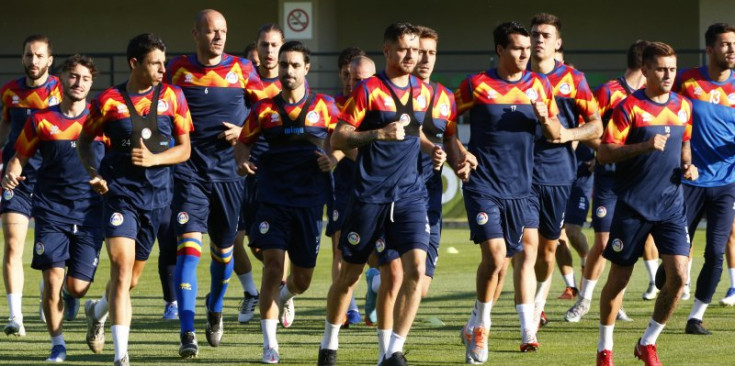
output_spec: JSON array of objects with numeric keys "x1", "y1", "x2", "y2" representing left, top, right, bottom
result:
[
  {"x1": 1, "y1": 34, "x2": 61, "y2": 336},
  {"x1": 526, "y1": 12, "x2": 602, "y2": 330},
  {"x1": 2, "y1": 54, "x2": 102, "y2": 362},
  {"x1": 165, "y1": 9, "x2": 262, "y2": 357},
  {"x1": 78, "y1": 33, "x2": 193, "y2": 366},
  {"x1": 235, "y1": 40, "x2": 338, "y2": 364},
  {"x1": 595, "y1": 41, "x2": 696, "y2": 366},
  {"x1": 455, "y1": 21, "x2": 562, "y2": 363},
  {"x1": 318, "y1": 22, "x2": 444, "y2": 366},
  {"x1": 244, "y1": 42, "x2": 260, "y2": 67},
  {"x1": 675, "y1": 22, "x2": 735, "y2": 335}
]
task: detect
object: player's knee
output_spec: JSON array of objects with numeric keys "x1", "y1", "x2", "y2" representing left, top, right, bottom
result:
[
  {"x1": 66, "y1": 280, "x2": 90, "y2": 298},
  {"x1": 290, "y1": 275, "x2": 312, "y2": 294},
  {"x1": 262, "y1": 263, "x2": 284, "y2": 282}
]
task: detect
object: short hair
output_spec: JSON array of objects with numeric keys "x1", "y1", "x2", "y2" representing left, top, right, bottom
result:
[
  {"x1": 23, "y1": 34, "x2": 52, "y2": 55},
  {"x1": 642, "y1": 41, "x2": 676, "y2": 66},
  {"x1": 61, "y1": 54, "x2": 98, "y2": 78},
  {"x1": 257, "y1": 23, "x2": 284, "y2": 41},
  {"x1": 705, "y1": 22, "x2": 735, "y2": 47},
  {"x1": 244, "y1": 42, "x2": 257, "y2": 56},
  {"x1": 530, "y1": 13, "x2": 562, "y2": 36},
  {"x1": 279, "y1": 40, "x2": 311, "y2": 64},
  {"x1": 417, "y1": 25, "x2": 439, "y2": 42},
  {"x1": 126, "y1": 33, "x2": 166, "y2": 65},
  {"x1": 493, "y1": 22, "x2": 529, "y2": 52},
  {"x1": 337, "y1": 47, "x2": 365, "y2": 70},
  {"x1": 627, "y1": 40, "x2": 650, "y2": 70},
  {"x1": 383, "y1": 22, "x2": 419, "y2": 44}
]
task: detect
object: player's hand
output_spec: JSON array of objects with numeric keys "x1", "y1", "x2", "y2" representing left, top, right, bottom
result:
[
  {"x1": 532, "y1": 101, "x2": 548, "y2": 122},
  {"x1": 586, "y1": 158, "x2": 596, "y2": 173},
  {"x1": 132, "y1": 139, "x2": 159, "y2": 167},
  {"x1": 1, "y1": 173, "x2": 24, "y2": 190},
  {"x1": 648, "y1": 134, "x2": 669, "y2": 152},
  {"x1": 315, "y1": 150, "x2": 336, "y2": 172},
  {"x1": 378, "y1": 121, "x2": 405, "y2": 141},
  {"x1": 464, "y1": 152, "x2": 478, "y2": 170},
  {"x1": 89, "y1": 175, "x2": 108, "y2": 195},
  {"x1": 432, "y1": 145, "x2": 446, "y2": 171},
  {"x1": 550, "y1": 127, "x2": 573, "y2": 144},
  {"x1": 682, "y1": 163, "x2": 699, "y2": 181},
  {"x1": 218, "y1": 122, "x2": 242, "y2": 146},
  {"x1": 453, "y1": 153, "x2": 477, "y2": 182},
  {"x1": 237, "y1": 161, "x2": 258, "y2": 176}
]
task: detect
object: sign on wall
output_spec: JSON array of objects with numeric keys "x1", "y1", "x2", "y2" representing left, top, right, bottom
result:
[{"x1": 283, "y1": 2, "x2": 312, "y2": 40}]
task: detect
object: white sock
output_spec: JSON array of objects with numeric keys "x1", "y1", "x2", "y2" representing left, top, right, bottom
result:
[
  {"x1": 238, "y1": 272, "x2": 258, "y2": 296},
  {"x1": 644, "y1": 260, "x2": 659, "y2": 284},
  {"x1": 320, "y1": 320, "x2": 341, "y2": 350},
  {"x1": 377, "y1": 329, "x2": 391, "y2": 362},
  {"x1": 640, "y1": 319, "x2": 665, "y2": 345},
  {"x1": 535, "y1": 279, "x2": 552, "y2": 304},
  {"x1": 563, "y1": 272, "x2": 576, "y2": 288},
  {"x1": 95, "y1": 294, "x2": 109, "y2": 322},
  {"x1": 688, "y1": 299, "x2": 709, "y2": 321},
  {"x1": 580, "y1": 278, "x2": 597, "y2": 300},
  {"x1": 279, "y1": 284, "x2": 295, "y2": 303},
  {"x1": 385, "y1": 332, "x2": 405, "y2": 357},
  {"x1": 111, "y1": 325, "x2": 130, "y2": 361},
  {"x1": 7, "y1": 293, "x2": 22, "y2": 320},
  {"x1": 729, "y1": 268, "x2": 735, "y2": 289},
  {"x1": 516, "y1": 303, "x2": 535, "y2": 342},
  {"x1": 51, "y1": 334, "x2": 65, "y2": 347},
  {"x1": 348, "y1": 295, "x2": 358, "y2": 312},
  {"x1": 166, "y1": 300, "x2": 178, "y2": 306},
  {"x1": 371, "y1": 272, "x2": 381, "y2": 293},
  {"x1": 686, "y1": 259, "x2": 693, "y2": 286},
  {"x1": 598, "y1": 324, "x2": 614, "y2": 351},
  {"x1": 261, "y1": 319, "x2": 279, "y2": 350},
  {"x1": 474, "y1": 300, "x2": 492, "y2": 328}
]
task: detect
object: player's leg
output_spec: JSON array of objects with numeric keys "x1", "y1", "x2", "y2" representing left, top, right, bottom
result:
[
  {"x1": 721, "y1": 219, "x2": 735, "y2": 306},
  {"x1": 156, "y1": 206, "x2": 178, "y2": 319},
  {"x1": 2, "y1": 211, "x2": 30, "y2": 335},
  {"x1": 642, "y1": 235, "x2": 660, "y2": 300},
  {"x1": 376, "y1": 250, "x2": 401, "y2": 362},
  {"x1": 260, "y1": 247, "x2": 286, "y2": 363}
]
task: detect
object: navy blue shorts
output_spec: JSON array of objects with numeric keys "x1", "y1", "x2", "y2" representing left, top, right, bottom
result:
[
  {"x1": 0, "y1": 180, "x2": 34, "y2": 217},
  {"x1": 684, "y1": 182, "x2": 735, "y2": 245},
  {"x1": 463, "y1": 190, "x2": 529, "y2": 257},
  {"x1": 103, "y1": 196, "x2": 163, "y2": 261},
  {"x1": 592, "y1": 172, "x2": 617, "y2": 233},
  {"x1": 378, "y1": 180, "x2": 443, "y2": 277},
  {"x1": 238, "y1": 175, "x2": 259, "y2": 232},
  {"x1": 173, "y1": 179, "x2": 244, "y2": 247},
  {"x1": 31, "y1": 217, "x2": 103, "y2": 281},
  {"x1": 526, "y1": 184, "x2": 571, "y2": 240},
  {"x1": 339, "y1": 196, "x2": 429, "y2": 265},
  {"x1": 248, "y1": 203, "x2": 323, "y2": 268},
  {"x1": 603, "y1": 201, "x2": 690, "y2": 267},
  {"x1": 326, "y1": 159, "x2": 356, "y2": 236},
  {"x1": 565, "y1": 174, "x2": 593, "y2": 226}
]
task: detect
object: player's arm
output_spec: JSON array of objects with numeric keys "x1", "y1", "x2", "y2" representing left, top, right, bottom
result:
[
  {"x1": 597, "y1": 134, "x2": 668, "y2": 164},
  {"x1": 218, "y1": 122, "x2": 242, "y2": 146},
  {"x1": 1, "y1": 154, "x2": 29, "y2": 190},
  {"x1": 234, "y1": 141, "x2": 256, "y2": 176},
  {"x1": 681, "y1": 140, "x2": 698, "y2": 181},
  {"x1": 443, "y1": 133, "x2": 476, "y2": 182},
  {"x1": 131, "y1": 133, "x2": 191, "y2": 167},
  {"x1": 316, "y1": 133, "x2": 338, "y2": 172},
  {"x1": 420, "y1": 130, "x2": 446, "y2": 171},
  {"x1": 77, "y1": 129, "x2": 108, "y2": 194},
  {"x1": 555, "y1": 112, "x2": 603, "y2": 143},
  {"x1": 0, "y1": 121, "x2": 9, "y2": 149},
  {"x1": 330, "y1": 120, "x2": 405, "y2": 150}
]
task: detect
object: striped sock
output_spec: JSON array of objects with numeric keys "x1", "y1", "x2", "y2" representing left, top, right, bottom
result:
[
  {"x1": 209, "y1": 245, "x2": 234, "y2": 312},
  {"x1": 174, "y1": 237, "x2": 202, "y2": 333}
]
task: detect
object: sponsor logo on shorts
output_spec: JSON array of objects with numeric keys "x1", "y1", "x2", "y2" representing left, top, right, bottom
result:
[
  {"x1": 375, "y1": 238, "x2": 385, "y2": 253},
  {"x1": 347, "y1": 232, "x2": 360, "y2": 245},
  {"x1": 596, "y1": 206, "x2": 607, "y2": 218},
  {"x1": 306, "y1": 110, "x2": 319, "y2": 123},
  {"x1": 259, "y1": 221, "x2": 270, "y2": 234},
  {"x1": 180, "y1": 282, "x2": 192, "y2": 290},
  {"x1": 35, "y1": 242, "x2": 44, "y2": 255},
  {"x1": 93, "y1": 257, "x2": 98, "y2": 267},
  {"x1": 332, "y1": 209, "x2": 339, "y2": 222},
  {"x1": 611, "y1": 238, "x2": 624, "y2": 252},
  {"x1": 110, "y1": 212, "x2": 124, "y2": 226},
  {"x1": 225, "y1": 71, "x2": 239, "y2": 84},
  {"x1": 157, "y1": 99, "x2": 169, "y2": 112},
  {"x1": 141, "y1": 127, "x2": 152, "y2": 140},
  {"x1": 177, "y1": 212, "x2": 189, "y2": 224},
  {"x1": 2, "y1": 190, "x2": 13, "y2": 201},
  {"x1": 476, "y1": 212, "x2": 489, "y2": 225}
]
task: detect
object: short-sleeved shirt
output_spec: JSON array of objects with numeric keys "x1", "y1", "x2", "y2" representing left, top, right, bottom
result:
[
  {"x1": 239, "y1": 92, "x2": 338, "y2": 207},
  {"x1": 533, "y1": 61, "x2": 598, "y2": 185},
  {"x1": 15, "y1": 105, "x2": 104, "y2": 226},
  {"x1": 455, "y1": 69, "x2": 559, "y2": 199},
  {"x1": 83, "y1": 83, "x2": 193, "y2": 210},
  {"x1": 166, "y1": 53, "x2": 262, "y2": 182},
  {"x1": 674, "y1": 66, "x2": 735, "y2": 187},
  {"x1": 340, "y1": 72, "x2": 433, "y2": 204},
  {"x1": 334, "y1": 92, "x2": 349, "y2": 111},
  {"x1": 420, "y1": 81, "x2": 457, "y2": 183},
  {"x1": 601, "y1": 89, "x2": 692, "y2": 221},
  {"x1": 594, "y1": 77, "x2": 637, "y2": 175},
  {"x1": 249, "y1": 74, "x2": 283, "y2": 164}
]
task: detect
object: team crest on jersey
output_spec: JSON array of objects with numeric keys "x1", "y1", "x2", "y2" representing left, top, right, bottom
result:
[
  {"x1": 184, "y1": 73, "x2": 193, "y2": 83},
  {"x1": 347, "y1": 232, "x2": 360, "y2": 245},
  {"x1": 399, "y1": 113, "x2": 411, "y2": 126},
  {"x1": 332, "y1": 209, "x2": 339, "y2": 222},
  {"x1": 525, "y1": 89, "x2": 538, "y2": 102},
  {"x1": 35, "y1": 242, "x2": 44, "y2": 255},
  {"x1": 558, "y1": 83, "x2": 571, "y2": 95},
  {"x1": 48, "y1": 96, "x2": 60, "y2": 106},
  {"x1": 306, "y1": 111, "x2": 319, "y2": 123},
  {"x1": 728, "y1": 93, "x2": 735, "y2": 105},
  {"x1": 157, "y1": 99, "x2": 169, "y2": 112},
  {"x1": 611, "y1": 238, "x2": 624, "y2": 252},
  {"x1": 694, "y1": 87, "x2": 703, "y2": 96},
  {"x1": 259, "y1": 221, "x2": 270, "y2": 234},
  {"x1": 375, "y1": 238, "x2": 385, "y2": 253},
  {"x1": 596, "y1": 206, "x2": 607, "y2": 218},
  {"x1": 270, "y1": 113, "x2": 281, "y2": 122},
  {"x1": 417, "y1": 95, "x2": 427, "y2": 109},
  {"x1": 476, "y1": 212, "x2": 489, "y2": 226},
  {"x1": 677, "y1": 110, "x2": 688, "y2": 123},
  {"x1": 439, "y1": 103, "x2": 450, "y2": 117},
  {"x1": 110, "y1": 212, "x2": 124, "y2": 226},
  {"x1": 2, "y1": 190, "x2": 13, "y2": 201},
  {"x1": 177, "y1": 211, "x2": 189, "y2": 224},
  {"x1": 141, "y1": 127, "x2": 152, "y2": 140},
  {"x1": 225, "y1": 71, "x2": 239, "y2": 84}
]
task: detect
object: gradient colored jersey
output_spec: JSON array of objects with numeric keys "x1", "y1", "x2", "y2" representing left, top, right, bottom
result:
[
  {"x1": 15, "y1": 105, "x2": 104, "y2": 226},
  {"x1": 84, "y1": 83, "x2": 193, "y2": 210},
  {"x1": 602, "y1": 89, "x2": 692, "y2": 220},
  {"x1": 455, "y1": 69, "x2": 559, "y2": 198},
  {"x1": 594, "y1": 77, "x2": 637, "y2": 175},
  {"x1": 534, "y1": 61, "x2": 598, "y2": 185},
  {"x1": 341, "y1": 72, "x2": 432, "y2": 203},
  {"x1": 250, "y1": 73, "x2": 283, "y2": 163},
  {"x1": 1, "y1": 75, "x2": 62, "y2": 173},
  {"x1": 166, "y1": 53, "x2": 261, "y2": 182},
  {"x1": 674, "y1": 66, "x2": 735, "y2": 187},
  {"x1": 420, "y1": 82, "x2": 457, "y2": 183},
  {"x1": 334, "y1": 92, "x2": 349, "y2": 111},
  {"x1": 239, "y1": 93, "x2": 338, "y2": 207}
]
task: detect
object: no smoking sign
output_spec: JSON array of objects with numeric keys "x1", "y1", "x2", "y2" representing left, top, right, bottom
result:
[{"x1": 283, "y1": 2, "x2": 313, "y2": 39}]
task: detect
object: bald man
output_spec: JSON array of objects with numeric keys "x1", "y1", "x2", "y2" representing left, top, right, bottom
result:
[{"x1": 166, "y1": 9, "x2": 263, "y2": 358}]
